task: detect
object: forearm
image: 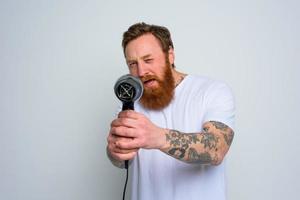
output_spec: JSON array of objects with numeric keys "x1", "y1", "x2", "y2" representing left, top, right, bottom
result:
[
  {"x1": 160, "y1": 121, "x2": 234, "y2": 165},
  {"x1": 106, "y1": 146, "x2": 125, "y2": 169}
]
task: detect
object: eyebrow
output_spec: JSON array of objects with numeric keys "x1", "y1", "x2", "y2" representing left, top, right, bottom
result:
[
  {"x1": 126, "y1": 54, "x2": 152, "y2": 63},
  {"x1": 141, "y1": 54, "x2": 152, "y2": 59}
]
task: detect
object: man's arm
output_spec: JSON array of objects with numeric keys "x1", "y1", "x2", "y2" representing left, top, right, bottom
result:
[
  {"x1": 160, "y1": 121, "x2": 234, "y2": 165},
  {"x1": 109, "y1": 111, "x2": 234, "y2": 166}
]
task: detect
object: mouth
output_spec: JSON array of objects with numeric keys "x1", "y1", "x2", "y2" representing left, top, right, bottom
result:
[{"x1": 143, "y1": 78, "x2": 156, "y2": 87}]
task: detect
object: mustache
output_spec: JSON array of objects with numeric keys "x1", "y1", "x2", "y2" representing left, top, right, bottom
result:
[{"x1": 141, "y1": 75, "x2": 159, "y2": 83}]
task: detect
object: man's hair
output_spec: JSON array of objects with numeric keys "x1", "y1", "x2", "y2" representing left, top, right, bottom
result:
[{"x1": 122, "y1": 22, "x2": 175, "y2": 67}]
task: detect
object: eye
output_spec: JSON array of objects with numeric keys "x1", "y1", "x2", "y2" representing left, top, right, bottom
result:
[
  {"x1": 145, "y1": 58, "x2": 153, "y2": 63},
  {"x1": 128, "y1": 62, "x2": 137, "y2": 68}
]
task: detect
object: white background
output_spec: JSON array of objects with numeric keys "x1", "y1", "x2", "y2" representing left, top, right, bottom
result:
[{"x1": 1, "y1": 0, "x2": 299, "y2": 199}]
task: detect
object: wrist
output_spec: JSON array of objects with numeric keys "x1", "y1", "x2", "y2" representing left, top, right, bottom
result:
[{"x1": 158, "y1": 128, "x2": 170, "y2": 151}]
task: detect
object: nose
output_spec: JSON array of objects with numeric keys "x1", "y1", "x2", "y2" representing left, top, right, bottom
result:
[{"x1": 137, "y1": 63, "x2": 147, "y2": 78}]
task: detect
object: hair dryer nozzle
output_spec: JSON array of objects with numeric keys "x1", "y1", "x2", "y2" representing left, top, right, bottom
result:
[{"x1": 114, "y1": 74, "x2": 144, "y2": 103}]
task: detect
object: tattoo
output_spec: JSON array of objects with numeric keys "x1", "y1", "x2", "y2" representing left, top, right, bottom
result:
[
  {"x1": 188, "y1": 148, "x2": 212, "y2": 164},
  {"x1": 168, "y1": 148, "x2": 186, "y2": 159},
  {"x1": 163, "y1": 121, "x2": 234, "y2": 165},
  {"x1": 166, "y1": 130, "x2": 200, "y2": 149},
  {"x1": 175, "y1": 74, "x2": 186, "y2": 87},
  {"x1": 201, "y1": 130, "x2": 219, "y2": 150},
  {"x1": 166, "y1": 130, "x2": 200, "y2": 160},
  {"x1": 210, "y1": 121, "x2": 228, "y2": 130},
  {"x1": 165, "y1": 129, "x2": 219, "y2": 164},
  {"x1": 224, "y1": 129, "x2": 234, "y2": 146},
  {"x1": 210, "y1": 121, "x2": 234, "y2": 146}
]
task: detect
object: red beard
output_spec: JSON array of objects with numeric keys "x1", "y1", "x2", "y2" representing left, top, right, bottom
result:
[{"x1": 139, "y1": 60, "x2": 175, "y2": 110}]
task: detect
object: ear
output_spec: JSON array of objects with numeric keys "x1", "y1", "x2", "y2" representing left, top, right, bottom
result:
[{"x1": 168, "y1": 47, "x2": 175, "y2": 65}]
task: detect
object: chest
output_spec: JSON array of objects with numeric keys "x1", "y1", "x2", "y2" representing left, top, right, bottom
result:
[{"x1": 136, "y1": 94, "x2": 206, "y2": 133}]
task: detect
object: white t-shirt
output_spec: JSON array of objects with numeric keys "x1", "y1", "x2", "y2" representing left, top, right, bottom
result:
[{"x1": 130, "y1": 75, "x2": 235, "y2": 200}]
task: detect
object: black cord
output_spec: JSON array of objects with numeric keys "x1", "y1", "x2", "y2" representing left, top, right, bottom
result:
[{"x1": 122, "y1": 161, "x2": 129, "y2": 200}]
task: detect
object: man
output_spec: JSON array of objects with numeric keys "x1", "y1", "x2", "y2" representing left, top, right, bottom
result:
[{"x1": 107, "y1": 22, "x2": 235, "y2": 200}]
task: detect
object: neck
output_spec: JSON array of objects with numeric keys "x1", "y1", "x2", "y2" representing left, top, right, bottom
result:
[{"x1": 172, "y1": 69, "x2": 187, "y2": 87}]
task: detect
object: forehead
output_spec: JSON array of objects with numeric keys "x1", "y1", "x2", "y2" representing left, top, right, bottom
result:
[{"x1": 125, "y1": 34, "x2": 163, "y2": 59}]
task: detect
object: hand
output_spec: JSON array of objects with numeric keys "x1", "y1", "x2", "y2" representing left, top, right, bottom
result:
[
  {"x1": 110, "y1": 110, "x2": 166, "y2": 151},
  {"x1": 107, "y1": 132, "x2": 138, "y2": 162}
]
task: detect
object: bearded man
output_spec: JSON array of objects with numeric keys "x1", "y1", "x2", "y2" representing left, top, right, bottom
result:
[{"x1": 107, "y1": 22, "x2": 235, "y2": 200}]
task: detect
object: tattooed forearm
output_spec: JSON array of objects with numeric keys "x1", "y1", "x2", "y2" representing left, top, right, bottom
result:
[
  {"x1": 188, "y1": 148, "x2": 216, "y2": 164},
  {"x1": 210, "y1": 121, "x2": 234, "y2": 146},
  {"x1": 165, "y1": 130, "x2": 200, "y2": 160},
  {"x1": 200, "y1": 131, "x2": 219, "y2": 150},
  {"x1": 161, "y1": 121, "x2": 234, "y2": 165},
  {"x1": 210, "y1": 121, "x2": 228, "y2": 130}
]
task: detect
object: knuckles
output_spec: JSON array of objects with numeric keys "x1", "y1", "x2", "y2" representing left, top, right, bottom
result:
[
  {"x1": 111, "y1": 126, "x2": 123, "y2": 135},
  {"x1": 110, "y1": 148, "x2": 137, "y2": 161},
  {"x1": 118, "y1": 110, "x2": 131, "y2": 118},
  {"x1": 107, "y1": 112, "x2": 154, "y2": 150}
]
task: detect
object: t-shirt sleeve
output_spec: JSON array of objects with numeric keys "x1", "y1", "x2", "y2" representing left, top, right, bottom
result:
[{"x1": 202, "y1": 81, "x2": 235, "y2": 131}]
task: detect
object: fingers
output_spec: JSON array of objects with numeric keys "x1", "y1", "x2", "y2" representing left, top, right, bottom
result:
[
  {"x1": 111, "y1": 117, "x2": 136, "y2": 128},
  {"x1": 110, "y1": 151, "x2": 137, "y2": 161},
  {"x1": 115, "y1": 137, "x2": 141, "y2": 150},
  {"x1": 107, "y1": 110, "x2": 149, "y2": 155},
  {"x1": 110, "y1": 126, "x2": 136, "y2": 137},
  {"x1": 108, "y1": 140, "x2": 138, "y2": 154},
  {"x1": 118, "y1": 110, "x2": 142, "y2": 119},
  {"x1": 107, "y1": 134, "x2": 139, "y2": 150},
  {"x1": 110, "y1": 111, "x2": 141, "y2": 136},
  {"x1": 110, "y1": 115, "x2": 139, "y2": 138},
  {"x1": 107, "y1": 134, "x2": 139, "y2": 161}
]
